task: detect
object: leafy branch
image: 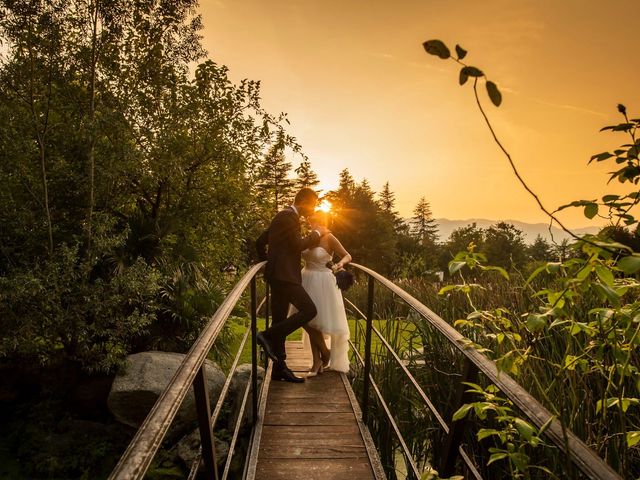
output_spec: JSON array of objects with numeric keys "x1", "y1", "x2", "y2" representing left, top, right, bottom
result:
[{"x1": 422, "y1": 39, "x2": 613, "y2": 252}]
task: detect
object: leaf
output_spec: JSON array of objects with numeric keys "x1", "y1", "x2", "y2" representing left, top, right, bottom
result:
[
  {"x1": 584, "y1": 203, "x2": 599, "y2": 219},
  {"x1": 602, "y1": 194, "x2": 619, "y2": 202},
  {"x1": 486, "y1": 80, "x2": 502, "y2": 106},
  {"x1": 526, "y1": 314, "x2": 546, "y2": 333},
  {"x1": 514, "y1": 418, "x2": 536, "y2": 441},
  {"x1": 618, "y1": 254, "x2": 640, "y2": 274},
  {"x1": 627, "y1": 431, "x2": 640, "y2": 447},
  {"x1": 459, "y1": 68, "x2": 468, "y2": 85},
  {"x1": 526, "y1": 264, "x2": 549, "y2": 284},
  {"x1": 423, "y1": 39, "x2": 451, "y2": 59},
  {"x1": 448, "y1": 260, "x2": 466, "y2": 275},
  {"x1": 479, "y1": 265, "x2": 509, "y2": 280},
  {"x1": 452, "y1": 403, "x2": 473, "y2": 421},
  {"x1": 589, "y1": 152, "x2": 614, "y2": 163},
  {"x1": 477, "y1": 428, "x2": 500, "y2": 441},
  {"x1": 594, "y1": 265, "x2": 614, "y2": 286},
  {"x1": 592, "y1": 283, "x2": 622, "y2": 307},
  {"x1": 487, "y1": 451, "x2": 508, "y2": 466},
  {"x1": 455, "y1": 44, "x2": 467, "y2": 59},
  {"x1": 461, "y1": 66, "x2": 483, "y2": 77},
  {"x1": 438, "y1": 284, "x2": 456, "y2": 295},
  {"x1": 564, "y1": 354, "x2": 579, "y2": 371}
]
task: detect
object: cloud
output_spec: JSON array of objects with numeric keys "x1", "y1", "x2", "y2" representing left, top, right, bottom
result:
[{"x1": 534, "y1": 99, "x2": 607, "y2": 118}]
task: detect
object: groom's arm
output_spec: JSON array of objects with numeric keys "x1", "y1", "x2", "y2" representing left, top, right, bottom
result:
[
  {"x1": 280, "y1": 214, "x2": 320, "y2": 252},
  {"x1": 300, "y1": 229, "x2": 321, "y2": 251}
]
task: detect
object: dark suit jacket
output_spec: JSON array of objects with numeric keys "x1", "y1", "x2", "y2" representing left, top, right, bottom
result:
[{"x1": 256, "y1": 207, "x2": 320, "y2": 284}]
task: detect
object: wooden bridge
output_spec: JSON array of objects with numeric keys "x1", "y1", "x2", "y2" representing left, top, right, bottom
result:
[
  {"x1": 107, "y1": 262, "x2": 623, "y2": 480},
  {"x1": 246, "y1": 341, "x2": 384, "y2": 480}
]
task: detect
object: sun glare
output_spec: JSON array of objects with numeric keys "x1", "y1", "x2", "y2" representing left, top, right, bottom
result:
[{"x1": 317, "y1": 200, "x2": 332, "y2": 213}]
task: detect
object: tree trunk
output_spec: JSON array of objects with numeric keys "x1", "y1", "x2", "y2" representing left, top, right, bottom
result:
[{"x1": 86, "y1": 0, "x2": 100, "y2": 259}]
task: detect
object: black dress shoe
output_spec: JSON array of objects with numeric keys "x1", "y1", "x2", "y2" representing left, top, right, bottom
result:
[
  {"x1": 256, "y1": 332, "x2": 278, "y2": 362},
  {"x1": 271, "y1": 367, "x2": 305, "y2": 383}
]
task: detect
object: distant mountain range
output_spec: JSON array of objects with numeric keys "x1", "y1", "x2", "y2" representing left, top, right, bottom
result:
[{"x1": 433, "y1": 218, "x2": 600, "y2": 244}]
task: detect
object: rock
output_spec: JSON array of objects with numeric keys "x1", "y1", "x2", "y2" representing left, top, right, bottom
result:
[
  {"x1": 107, "y1": 351, "x2": 226, "y2": 438},
  {"x1": 227, "y1": 364, "x2": 265, "y2": 431},
  {"x1": 175, "y1": 428, "x2": 229, "y2": 471}
]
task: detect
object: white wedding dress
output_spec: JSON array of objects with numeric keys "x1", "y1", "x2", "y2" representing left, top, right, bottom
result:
[{"x1": 293, "y1": 246, "x2": 351, "y2": 373}]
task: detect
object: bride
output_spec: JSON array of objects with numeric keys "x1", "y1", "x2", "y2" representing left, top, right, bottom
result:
[{"x1": 295, "y1": 211, "x2": 352, "y2": 375}]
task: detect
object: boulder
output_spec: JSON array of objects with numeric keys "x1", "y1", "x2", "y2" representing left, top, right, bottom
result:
[
  {"x1": 176, "y1": 428, "x2": 229, "y2": 471},
  {"x1": 107, "y1": 351, "x2": 225, "y2": 437},
  {"x1": 227, "y1": 363, "x2": 265, "y2": 431}
]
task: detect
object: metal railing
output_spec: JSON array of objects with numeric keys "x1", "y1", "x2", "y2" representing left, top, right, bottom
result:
[
  {"x1": 108, "y1": 260, "x2": 623, "y2": 480},
  {"x1": 109, "y1": 262, "x2": 267, "y2": 480},
  {"x1": 346, "y1": 263, "x2": 622, "y2": 480}
]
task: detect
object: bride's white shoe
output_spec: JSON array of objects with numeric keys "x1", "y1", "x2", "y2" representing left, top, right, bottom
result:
[{"x1": 307, "y1": 363, "x2": 324, "y2": 377}]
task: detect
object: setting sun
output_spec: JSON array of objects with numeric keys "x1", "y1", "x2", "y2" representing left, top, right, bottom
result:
[{"x1": 317, "y1": 199, "x2": 332, "y2": 213}]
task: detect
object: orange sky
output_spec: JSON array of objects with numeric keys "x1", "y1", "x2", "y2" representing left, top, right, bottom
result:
[{"x1": 199, "y1": 0, "x2": 638, "y2": 227}]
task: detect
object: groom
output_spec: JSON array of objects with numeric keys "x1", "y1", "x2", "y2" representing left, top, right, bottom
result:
[{"x1": 256, "y1": 187, "x2": 329, "y2": 383}]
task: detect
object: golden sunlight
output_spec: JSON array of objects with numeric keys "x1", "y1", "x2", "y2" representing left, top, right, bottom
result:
[{"x1": 317, "y1": 199, "x2": 332, "y2": 213}]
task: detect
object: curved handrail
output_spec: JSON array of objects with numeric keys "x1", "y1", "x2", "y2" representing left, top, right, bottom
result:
[
  {"x1": 349, "y1": 262, "x2": 622, "y2": 480},
  {"x1": 109, "y1": 262, "x2": 266, "y2": 480}
]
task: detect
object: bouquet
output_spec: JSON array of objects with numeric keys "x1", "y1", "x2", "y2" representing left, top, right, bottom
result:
[{"x1": 326, "y1": 262, "x2": 355, "y2": 291}]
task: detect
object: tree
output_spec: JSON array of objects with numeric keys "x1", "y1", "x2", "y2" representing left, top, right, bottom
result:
[
  {"x1": 0, "y1": 0, "x2": 298, "y2": 374},
  {"x1": 379, "y1": 182, "x2": 397, "y2": 214},
  {"x1": 527, "y1": 235, "x2": 553, "y2": 262},
  {"x1": 325, "y1": 172, "x2": 398, "y2": 275},
  {"x1": 411, "y1": 197, "x2": 439, "y2": 243},
  {"x1": 484, "y1": 222, "x2": 527, "y2": 269},
  {"x1": 257, "y1": 135, "x2": 295, "y2": 214},
  {"x1": 294, "y1": 159, "x2": 320, "y2": 191}
]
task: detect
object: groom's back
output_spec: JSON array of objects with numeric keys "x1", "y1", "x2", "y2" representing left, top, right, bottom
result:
[{"x1": 257, "y1": 208, "x2": 302, "y2": 284}]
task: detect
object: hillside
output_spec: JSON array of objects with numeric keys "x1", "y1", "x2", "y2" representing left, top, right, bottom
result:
[{"x1": 433, "y1": 218, "x2": 600, "y2": 244}]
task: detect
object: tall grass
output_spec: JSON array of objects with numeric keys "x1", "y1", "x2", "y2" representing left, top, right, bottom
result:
[{"x1": 345, "y1": 270, "x2": 639, "y2": 479}]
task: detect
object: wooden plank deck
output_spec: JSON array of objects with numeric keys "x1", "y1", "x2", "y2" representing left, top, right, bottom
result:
[{"x1": 246, "y1": 341, "x2": 385, "y2": 480}]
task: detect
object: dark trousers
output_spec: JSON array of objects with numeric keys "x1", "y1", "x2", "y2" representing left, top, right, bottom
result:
[{"x1": 264, "y1": 280, "x2": 317, "y2": 368}]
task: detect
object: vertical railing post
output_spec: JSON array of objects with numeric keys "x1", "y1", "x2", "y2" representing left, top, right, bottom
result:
[
  {"x1": 194, "y1": 366, "x2": 219, "y2": 480},
  {"x1": 250, "y1": 276, "x2": 258, "y2": 425},
  {"x1": 362, "y1": 274, "x2": 375, "y2": 424},
  {"x1": 262, "y1": 281, "x2": 270, "y2": 370},
  {"x1": 440, "y1": 357, "x2": 479, "y2": 476},
  {"x1": 265, "y1": 282, "x2": 270, "y2": 329}
]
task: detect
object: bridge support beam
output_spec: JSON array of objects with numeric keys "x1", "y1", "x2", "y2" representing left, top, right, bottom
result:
[
  {"x1": 440, "y1": 358, "x2": 479, "y2": 477},
  {"x1": 194, "y1": 366, "x2": 219, "y2": 480},
  {"x1": 361, "y1": 274, "x2": 375, "y2": 425}
]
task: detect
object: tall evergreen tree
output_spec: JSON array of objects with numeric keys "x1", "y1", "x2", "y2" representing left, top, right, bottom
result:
[
  {"x1": 527, "y1": 234, "x2": 553, "y2": 262},
  {"x1": 337, "y1": 168, "x2": 356, "y2": 196},
  {"x1": 294, "y1": 159, "x2": 320, "y2": 191},
  {"x1": 257, "y1": 136, "x2": 295, "y2": 213},
  {"x1": 379, "y1": 181, "x2": 397, "y2": 215},
  {"x1": 411, "y1": 197, "x2": 439, "y2": 242}
]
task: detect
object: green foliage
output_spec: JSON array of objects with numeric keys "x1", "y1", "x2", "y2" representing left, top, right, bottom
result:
[
  {"x1": 0, "y1": 217, "x2": 160, "y2": 372},
  {"x1": 424, "y1": 37, "x2": 639, "y2": 475},
  {"x1": 0, "y1": 0, "x2": 300, "y2": 372}
]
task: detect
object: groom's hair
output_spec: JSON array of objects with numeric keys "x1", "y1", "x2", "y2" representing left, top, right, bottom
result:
[{"x1": 294, "y1": 187, "x2": 318, "y2": 205}]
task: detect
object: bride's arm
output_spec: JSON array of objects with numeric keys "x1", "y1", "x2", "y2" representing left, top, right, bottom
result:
[{"x1": 329, "y1": 234, "x2": 351, "y2": 270}]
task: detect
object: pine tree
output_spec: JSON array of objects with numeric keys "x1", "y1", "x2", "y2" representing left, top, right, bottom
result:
[
  {"x1": 412, "y1": 197, "x2": 439, "y2": 243},
  {"x1": 338, "y1": 168, "x2": 355, "y2": 195},
  {"x1": 294, "y1": 159, "x2": 320, "y2": 191},
  {"x1": 411, "y1": 197, "x2": 440, "y2": 272},
  {"x1": 257, "y1": 137, "x2": 295, "y2": 213},
  {"x1": 379, "y1": 182, "x2": 397, "y2": 215}
]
